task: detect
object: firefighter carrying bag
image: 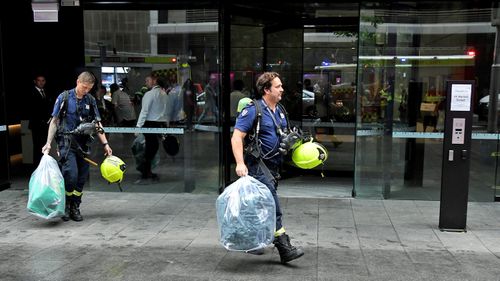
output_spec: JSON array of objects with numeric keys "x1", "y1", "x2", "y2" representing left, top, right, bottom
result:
[
  {"x1": 27, "y1": 155, "x2": 66, "y2": 219},
  {"x1": 216, "y1": 175, "x2": 276, "y2": 252}
]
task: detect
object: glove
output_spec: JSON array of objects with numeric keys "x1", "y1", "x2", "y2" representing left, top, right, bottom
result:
[{"x1": 279, "y1": 127, "x2": 303, "y2": 155}]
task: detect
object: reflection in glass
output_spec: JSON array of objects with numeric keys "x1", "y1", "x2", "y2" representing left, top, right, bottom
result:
[
  {"x1": 83, "y1": 9, "x2": 220, "y2": 194},
  {"x1": 355, "y1": 2, "x2": 497, "y2": 201}
]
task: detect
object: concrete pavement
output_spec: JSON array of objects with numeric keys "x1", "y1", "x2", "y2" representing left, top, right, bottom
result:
[{"x1": 2, "y1": 189, "x2": 500, "y2": 280}]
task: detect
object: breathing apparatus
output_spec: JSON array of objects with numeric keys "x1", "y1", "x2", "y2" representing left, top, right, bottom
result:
[
  {"x1": 62, "y1": 120, "x2": 105, "y2": 166},
  {"x1": 278, "y1": 127, "x2": 304, "y2": 155},
  {"x1": 68, "y1": 120, "x2": 105, "y2": 136}
]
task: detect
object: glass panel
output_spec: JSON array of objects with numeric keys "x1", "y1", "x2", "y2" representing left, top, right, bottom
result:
[
  {"x1": 229, "y1": 23, "x2": 263, "y2": 98},
  {"x1": 265, "y1": 28, "x2": 303, "y2": 96},
  {"x1": 0, "y1": 79, "x2": 7, "y2": 188},
  {"x1": 229, "y1": 3, "x2": 358, "y2": 197},
  {"x1": 228, "y1": 15, "x2": 264, "y2": 184},
  {"x1": 356, "y1": 1, "x2": 498, "y2": 201},
  {"x1": 302, "y1": 27, "x2": 358, "y2": 173},
  {"x1": 492, "y1": 4, "x2": 500, "y2": 201},
  {"x1": 83, "y1": 8, "x2": 220, "y2": 194}
]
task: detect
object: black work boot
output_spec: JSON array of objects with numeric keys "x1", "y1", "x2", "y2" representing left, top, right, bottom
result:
[
  {"x1": 273, "y1": 234, "x2": 304, "y2": 264},
  {"x1": 69, "y1": 201, "x2": 83, "y2": 222},
  {"x1": 61, "y1": 203, "x2": 70, "y2": 221}
]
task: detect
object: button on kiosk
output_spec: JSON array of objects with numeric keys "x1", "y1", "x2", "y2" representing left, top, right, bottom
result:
[{"x1": 439, "y1": 80, "x2": 474, "y2": 232}]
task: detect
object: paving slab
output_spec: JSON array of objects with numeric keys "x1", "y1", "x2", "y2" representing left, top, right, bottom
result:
[{"x1": 2, "y1": 189, "x2": 500, "y2": 280}]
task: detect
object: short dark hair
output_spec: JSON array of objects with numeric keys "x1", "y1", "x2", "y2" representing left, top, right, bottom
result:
[
  {"x1": 34, "y1": 74, "x2": 46, "y2": 80},
  {"x1": 256, "y1": 72, "x2": 280, "y2": 96},
  {"x1": 110, "y1": 83, "x2": 120, "y2": 93}
]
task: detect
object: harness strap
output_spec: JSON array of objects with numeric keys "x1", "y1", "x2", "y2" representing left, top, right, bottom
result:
[
  {"x1": 56, "y1": 90, "x2": 98, "y2": 159},
  {"x1": 277, "y1": 103, "x2": 291, "y2": 131},
  {"x1": 265, "y1": 105, "x2": 284, "y2": 135},
  {"x1": 247, "y1": 99, "x2": 280, "y2": 184},
  {"x1": 253, "y1": 99, "x2": 262, "y2": 139},
  {"x1": 258, "y1": 158, "x2": 277, "y2": 185},
  {"x1": 58, "y1": 90, "x2": 70, "y2": 133}
]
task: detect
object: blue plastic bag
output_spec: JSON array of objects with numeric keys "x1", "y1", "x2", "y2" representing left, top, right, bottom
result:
[
  {"x1": 27, "y1": 155, "x2": 66, "y2": 219},
  {"x1": 216, "y1": 176, "x2": 276, "y2": 252}
]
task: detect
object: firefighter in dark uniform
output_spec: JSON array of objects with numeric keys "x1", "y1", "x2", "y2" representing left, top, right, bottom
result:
[
  {"x1": 231, "y1": 72, "x2": 304, "y2": 264},
  {"x1": 42, "y1": 71, "x2": 112, "y2": 222}
]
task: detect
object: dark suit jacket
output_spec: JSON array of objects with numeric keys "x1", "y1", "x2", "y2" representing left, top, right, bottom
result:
[{"x1": 28, "y1": 87, "x2": 52, "y2": 132}]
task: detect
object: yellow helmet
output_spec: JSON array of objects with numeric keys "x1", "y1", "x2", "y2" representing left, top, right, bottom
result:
[
  {"x1": 291, "y1": 140, "x2": 328, "y2": 169},
  {"x1": 100, "y1": 156, "x2": 127, "y2": 183}
]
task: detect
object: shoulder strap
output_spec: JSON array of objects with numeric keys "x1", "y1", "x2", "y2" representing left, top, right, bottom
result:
[
  {"x1": 57, "y1": 90, "x2": 70, "y2": 133},
  {"x1": 252, "y1": 99, "x2": 263, "y2": 138},
  {"x1": 276, "y1": 102, "x2": 291, "y2": 131},
  {"x1": 250, "y1": 99, "x2": 277, "y2": 184},
  {"x1": 86, "y1": 93, "x2": 99, "y2": 121},
  {"x1": 243, "y1": 99, "x2": 263, "y2": 158},
  {"x1": 58, "y1": 90, "x2": 70, "y2": 119}
]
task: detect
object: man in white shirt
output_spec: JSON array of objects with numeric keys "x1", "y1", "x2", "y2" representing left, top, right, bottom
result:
[{"x1": 135, "y1": 73, "x2": 169, "y2": 183}]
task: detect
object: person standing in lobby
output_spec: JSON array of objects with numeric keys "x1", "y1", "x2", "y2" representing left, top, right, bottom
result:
[
  {"x1": 29, "y1": 74, "x2": 52, "y2": 166},
  {"x1": 230, "y1": 79, "x2": 247, "y2": 122},
  {"x1": 110, "y1": 83, "x2": 136, "y2": 127},
  {"x1": 135, "y1": 73, "x2": 169, "y2": 183},
  {"x1": 181, "y1": 78, "x2": 197, "y2": 131}
]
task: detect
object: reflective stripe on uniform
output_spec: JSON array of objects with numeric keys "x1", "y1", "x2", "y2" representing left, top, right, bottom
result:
[
  {"x1": 66, "y1": 190, "x2": 83, "y2": 197},
  {"x1": 274, "y1": 227, "x2": 286, "y2": 237}
]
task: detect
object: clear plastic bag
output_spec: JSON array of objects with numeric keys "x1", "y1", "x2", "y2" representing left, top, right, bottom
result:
[
  {"x1": 216, "y1": 176, "x2": 276, "y2": 252},
  {"x1": 27, "y1": 155, "x2": 66, "y2": 219},
  {"x1": 131, "y1": 134, "x2": 160, "y2": 172}
]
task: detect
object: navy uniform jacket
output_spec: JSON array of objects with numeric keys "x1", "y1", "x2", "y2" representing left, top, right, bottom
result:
[
  {"x1": 51, "y1": 89, "x2": 101, "y2": 156},
  {"x1": 234, "y1": 99, "x2": 287, "y2": 165}
]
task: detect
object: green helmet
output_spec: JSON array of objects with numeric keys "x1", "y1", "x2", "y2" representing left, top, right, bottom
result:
[
  {"x1": 100, "y1": 156, "x2": 127, "y2": 183},
  {"x1": 292, "y1": 141, "x2": 328, "y2": 169},
  {"x1": 237, "y1": 97, "x2": 253, "y2": 113}
]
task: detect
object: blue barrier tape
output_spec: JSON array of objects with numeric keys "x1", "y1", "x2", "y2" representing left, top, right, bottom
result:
[
  {"x1": 302, "y1": 121, "x2": 356, "y2": 128},
  {"x1": 356, "y1": 129, "x2": 384, "y2": 136},
  {"x1": 193, "y1": 124, "x2": 221, "y2": 132},
  {"x1": 104, "y1": 127, "x2": 184, "y2": 134},
  {"x1": 471, "y1": 133, "x2": 499, "y2": 140},
  {"x1": 392, "y1": 132, "x2": 444, "y2": 139},
  {"x1": 102, "y1": 125, "x2": 500, "y2": 140},
  {"x1": 391, "y1": 131, "x2": 499, "y2": 140},
  {"x1": 355, "y1": 130, "x2": 500, "y2": 140}
]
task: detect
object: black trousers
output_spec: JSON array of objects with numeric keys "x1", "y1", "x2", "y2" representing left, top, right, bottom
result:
[{"x1": 142, "y1": 121, "x2": 164, "y2": 178}]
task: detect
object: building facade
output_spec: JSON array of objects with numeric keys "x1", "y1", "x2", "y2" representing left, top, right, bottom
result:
[{"x1": 1, "y1": 1, "x2": 499, "y2": 201}]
